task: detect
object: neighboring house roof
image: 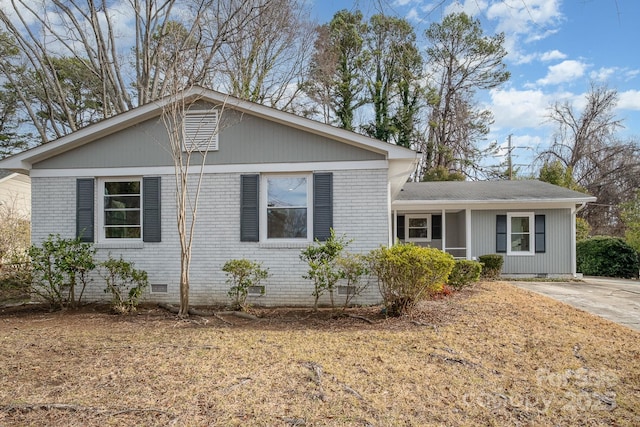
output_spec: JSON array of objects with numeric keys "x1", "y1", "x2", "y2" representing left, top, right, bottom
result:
[
  {"x1": 0, "y1": 169, "x2": 15, "y2": 182},
  {"x1": 0, "y1": 86, "x2": 418, "y2": 197},
  {"x1": 394, "y1": 180, "x2": 596, "y2": 210}
]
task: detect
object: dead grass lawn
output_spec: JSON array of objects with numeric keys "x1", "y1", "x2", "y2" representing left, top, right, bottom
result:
[{"x1": 1, "y1": 281, "x2": 639, "y2": 426}]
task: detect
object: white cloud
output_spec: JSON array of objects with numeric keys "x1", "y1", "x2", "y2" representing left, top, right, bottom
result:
[
  {"x1": 540, "y1": 50, "x2": 566, "y2": 61},
  {"x1": 618, "y1": 90, "x2": 640, "y2": 111},
  {"x1": 405, "y1": 7, "x2": 421, "y2": 21},
  {"x1": 486, "y1": 0, "x2": 563, "y2": 37},
  {"x1": 537, "y1": 60, "x2": 587, "y2": 86},
  {"x1": 624, "y1": 69, "x2": 640, "y2": 81},
  {"x1": 444, "y1": 0, "x2": 488, "y2": 16},
  {"x1": 589, "y1": 67, "x2": 617, "y2": 83},
  {"x1": 513, "y1": 49, "x2": 566, "y2": 65},
  {"x1": 394, "y1": 0, "x2": 421, "y2": 6},
  {"x1": 488, "y1": 87, "x2": 552, "y2": 130}
]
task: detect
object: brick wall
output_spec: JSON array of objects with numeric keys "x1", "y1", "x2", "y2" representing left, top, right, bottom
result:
[{"x1": 30, "y1": 168, "x2": 390, "y2": 307}]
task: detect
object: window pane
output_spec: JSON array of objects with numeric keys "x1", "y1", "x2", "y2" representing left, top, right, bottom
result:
[
  {"x1": 105, "y1": 210, "x2": 140, "y2": 226},
  {"x1": 267, "y1": 177, "x2": 307, "y2": 207},
  {"x1": 104, "y1": 181, "x2": 140, "y2": 195},
  {"x1": 267, "y1": 208, "x2": 307, "y2": 238},
  {"x1": 105, "y1": 227, "x2": 141, "y2": 239},
  {"x1": 103, "y1": 180, "x2": 141, "y2": 239},
  {"x1": 511, "y1": 234, "x2": 530, "y2": 252},
  {"x1": 105, "y1": 195, "x2": 141, "y2": 209},
  {"x1": 409, "y1": 218, "x2": 428, "y2": 228},
  {"x1": 409, "y1": 228, "x2": 428, "y2": 239},
  {"x1": 511, "y1": 217, "x2": 530, "y2": 233}
]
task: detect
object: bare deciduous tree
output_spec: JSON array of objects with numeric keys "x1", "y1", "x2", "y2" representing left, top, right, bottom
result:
[
  {"x1": 160, "y1": 85, "x2": 225, "y2": 316},
  {"x1": 540, "y1": 84, "x2": 640, "y2": 236},
  {"x1": 0, "y1": 0, "x2": 273, "y2": 144},
  {"x1": 217, "y1": 0, "x2": 314, "y2": 110}
]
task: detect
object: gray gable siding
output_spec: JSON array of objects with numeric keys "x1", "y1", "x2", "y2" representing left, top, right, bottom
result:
[
  {"x1": 33, "y1": 109, "x2": 384, "y2": 170},
  {"x1": 471, "y1": 209, "x2": 572, "y2": 274}
]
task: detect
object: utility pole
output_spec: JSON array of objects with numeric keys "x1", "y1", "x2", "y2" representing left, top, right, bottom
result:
[{"x1": 507, "y1": 134, "x2": 513, "y2": 180}]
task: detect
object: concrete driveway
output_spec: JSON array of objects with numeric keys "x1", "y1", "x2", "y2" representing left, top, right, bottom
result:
[{"x1": 511, "y1": 277, "x2": 640, "y2": 331}]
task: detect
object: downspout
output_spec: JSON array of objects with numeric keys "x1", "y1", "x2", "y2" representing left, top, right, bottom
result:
[
  {"x1": 388, "y1": 181, "x2": 394, "y2": 247},
  {"x1": 466, "y1": 208, "x2": 472, "y2": 260},
  {"x1": 571, "y1": 202, "x2": 588, "y2": 278},
  {"x1": 392, "y1": 209, "x2": 397, "y2": 247}
]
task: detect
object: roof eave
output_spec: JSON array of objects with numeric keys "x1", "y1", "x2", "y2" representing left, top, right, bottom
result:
[
  {"x1": 392, "y1": 196, "x2": 597, "y2": 210},
  {"x1": 0, "y1": 86, "x2": 417, "y2": 171}
]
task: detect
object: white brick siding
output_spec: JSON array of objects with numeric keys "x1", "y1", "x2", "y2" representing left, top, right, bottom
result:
[{"x1": 30, "y1": 168, "x2": 390, "y2": 307}]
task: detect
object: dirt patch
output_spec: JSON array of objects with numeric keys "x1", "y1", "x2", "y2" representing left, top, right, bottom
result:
[{"x1": 1, "y1": 282, "x2": 639, "y2": 426}]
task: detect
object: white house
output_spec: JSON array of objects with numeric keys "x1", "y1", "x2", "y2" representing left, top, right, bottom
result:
[
  {"x1": 0, "y1": 87, "x2": 595, "y2": 306},
  {"x1": 0, "y1": 170, "x2": 31, "y2": 219}
]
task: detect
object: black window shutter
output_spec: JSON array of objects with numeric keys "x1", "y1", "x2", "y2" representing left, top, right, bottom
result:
[
  {"x1": 496, "y1": 215, "x2": 507, "y2": 253},
  {"x1": 76, "y1": 178, "x2": 94, "y2": 242},
  {"x1": 535, "y1": 214, "x2": 546, "y2": 253},
  {"x1": 396, "y1": 215, "x2": 405, "y2": 241},
  {"x1": 143, "y1": 177, "x2": 161, "y2": 242},
  {"x1": 240, "y1": 174, "x2": 259, "y2": 242},
  {"x1": 432, "y1": 215, "x2": 442, "y2": 240},
  {"x1": 313, "y1": 172, "x2": 333, "y2": 241}
]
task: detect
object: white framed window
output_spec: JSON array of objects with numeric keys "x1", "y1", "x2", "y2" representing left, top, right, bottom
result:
[
  {"x1": 183, "y1": 110, "x2": 219, "y2": 152},
  {"x1": 405, "y1": 214, "x2": 431, "y2": 242},
  {"x1": 507, "y1": 212, "x2": 534, "y2": 255},
  {"x1": 98, "y1": 178, "x2": 142, "y2": 241},
  {"x1": 261, "y1": 174, "x2": 312, "y2": 241}
]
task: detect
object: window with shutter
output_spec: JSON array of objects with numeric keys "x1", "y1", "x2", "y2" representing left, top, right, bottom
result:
[
  {"x1": 78, "y1": 177, "x2": 161, "y2": 243},
  {"x1": 502, "y1": 212, "x2": 536, "y2": 256},
  {"x1": 242, "y1": 173, "x2": 333, "y2": 243}
]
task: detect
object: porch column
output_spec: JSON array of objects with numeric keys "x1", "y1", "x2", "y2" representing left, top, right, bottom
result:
[
  {"x1": 466, "y1": 208, "x2": 472, "y2": 260},
  {"x1": 441, "y1": 209, "x2": 446, "y2": 254}
]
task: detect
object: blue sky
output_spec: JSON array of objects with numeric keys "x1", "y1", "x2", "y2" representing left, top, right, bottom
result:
[{"x1": 310, "y1": 0, "x2": 640, "y2": 176}]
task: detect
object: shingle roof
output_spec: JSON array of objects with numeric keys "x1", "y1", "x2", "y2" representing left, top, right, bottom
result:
[
  {"x1": 0, "y1": 169, "x2": 15, "y2": 181},
  {"x1": 397, "y1": 180, "x2": 595, "y2": 202}
]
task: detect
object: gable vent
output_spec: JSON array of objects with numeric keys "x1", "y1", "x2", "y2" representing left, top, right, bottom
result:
[{"x1": 183, "y1": 111, "x2": 219, "y2": 152}]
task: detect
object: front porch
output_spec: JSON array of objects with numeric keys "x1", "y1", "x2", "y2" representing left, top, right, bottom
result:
[{"x1": 392, "y1": 209, "x2": 471, "y2": 259}]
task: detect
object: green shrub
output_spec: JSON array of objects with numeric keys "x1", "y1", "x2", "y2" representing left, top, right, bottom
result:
[
  {"x1": 335, "y1": 252, "x2": 369, "y2": 309},
  {"x1": 222, "y1": 258, "x2": 269, "y2": 311},
  {"x1": 368, "y1": 243, "x2": 455, "y2": 316},
  {"x1": 100, "y1": 256, "x2": 149, "y2": 314},
  {"x1": 300, "y1": 229, "x2": 351, "y2": 309},
  {"x1": 448, "y1": 259, "x2": 482, "y2": 290},
  {"x1": 576, "y1": 217, "x2": 591, "y2": 242},
  {"x1": 577, "y1": 236, "x2": 640, "y2": 279},
  {"x1": 29, "y1": 234, "x2": 96, "y2": 309},
  {"x1": 478, "y1": 254, "x2": 503, "y2": 279}
]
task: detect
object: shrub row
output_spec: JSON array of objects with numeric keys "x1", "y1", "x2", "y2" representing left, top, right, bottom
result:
[
  {"x1": 27, "y1": 233, "x2": 490, "y2": 316},
  {"x1": 577, "y1": 236, "x2": 640, "y2": 279},
  {"x1": 28, "y1": 234, "x2": 148, "y2": 313}
]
